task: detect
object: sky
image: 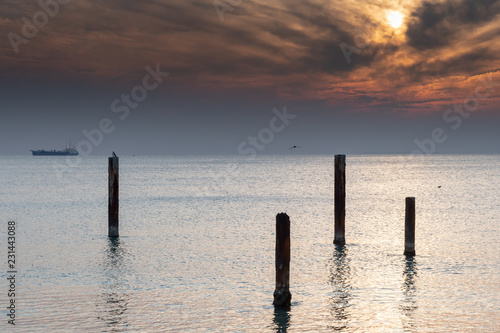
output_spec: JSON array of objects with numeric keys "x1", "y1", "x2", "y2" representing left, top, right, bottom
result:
[{"x1": 1, "y1": 0, "x2": 499, "y2": 155}]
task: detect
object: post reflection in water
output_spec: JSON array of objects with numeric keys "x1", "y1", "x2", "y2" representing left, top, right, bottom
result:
[
  {"x1": 96, "y1": 237, "x2": 131, "y2": 332},
  {"x1": 273, "y1": 306, "x2": 291, "y2": 332},
  {"x1": 400, "y1": 256, "x2": 418, "y2": 331},
  {"x1": 328, "y1": 244, "x2": 352, "y2": 331}
]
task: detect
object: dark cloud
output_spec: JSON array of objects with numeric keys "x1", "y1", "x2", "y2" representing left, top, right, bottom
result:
[
  {"x1": 469, "y1": 67, "x2": 500, "y2": 77},
  {"x1": 406, "y1": 0, "x2": 500, "y2": 49},
  {"x1": 402, "y1": 47, "x2": 498, "y2": 81},
  {"x1": 0, "y1": 0, "x2": 383, "y2": 81}
]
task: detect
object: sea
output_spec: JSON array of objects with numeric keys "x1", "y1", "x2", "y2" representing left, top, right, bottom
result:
[{"x1": 0, "y1": 154, "x2": 499, "y2": 332}]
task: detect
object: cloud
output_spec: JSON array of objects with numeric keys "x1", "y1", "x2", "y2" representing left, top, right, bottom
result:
[
  {"x1": 402, "y1": 47, "x2": 498, "y2": 81},
  {"x1": 406, "y1": 0, "x2": 500, "y2": 50},
  {"x1": 469, "y1": 67, "x2": 500, "y2": 78},
  {"x1": 0, "y1": 0, "x2": 499, "y2": 113}
]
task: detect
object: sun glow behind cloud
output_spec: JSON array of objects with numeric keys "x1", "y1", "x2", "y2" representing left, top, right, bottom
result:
[{"x1": 386, "y1": 10, "x2": 404, "y2": 29}]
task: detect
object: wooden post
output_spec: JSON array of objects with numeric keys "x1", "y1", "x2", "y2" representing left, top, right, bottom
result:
[
  {"x1": 108, "y1": 153, "x2": 119, "y2": 237},
  {"x1": 334, "y1": 154, "x2": 346, "y2": 245},
  {"x1": 273, "y1": 213, "x2": 291, "y2": 307},
  {"x1": 404, "y1": 197, "x2": 415, "y2": 256}
]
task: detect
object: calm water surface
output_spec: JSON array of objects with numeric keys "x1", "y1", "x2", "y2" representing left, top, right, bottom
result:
[{"x1": 0, "y1": 155, "x2": 499, "y2": 332}]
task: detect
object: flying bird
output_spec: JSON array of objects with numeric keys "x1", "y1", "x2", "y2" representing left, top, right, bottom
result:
[{"x1": 289, "y1": 145, "x2": 301, "y2": 149}]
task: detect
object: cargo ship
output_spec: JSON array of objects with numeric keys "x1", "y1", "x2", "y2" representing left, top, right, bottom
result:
[{"x1": 31, "y1": 141, "x2": 79, "y2": 156}]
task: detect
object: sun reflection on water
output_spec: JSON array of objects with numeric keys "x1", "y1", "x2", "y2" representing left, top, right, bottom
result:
[
  {"x1": 328, "y1": 244, "x2": 352, "y2": 331},
  {"x1": 401, "y1": 256, "x2": 418, "y2": 331},
  {"x1": 96, "y1": 237, "x2": 131, "y2": 332}
]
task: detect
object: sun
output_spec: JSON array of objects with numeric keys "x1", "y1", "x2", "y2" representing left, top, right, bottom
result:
[{"x1": 386, "y1": 10, "x2": 404, "y2": 29}]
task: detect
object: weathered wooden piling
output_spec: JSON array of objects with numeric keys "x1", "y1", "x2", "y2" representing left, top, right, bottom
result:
[
  {"x1": 404, "y1": 197, "x2": 415, "y2": 256},
  {"x1": 273, "y1": 213, "x2": 291, "y2": 307},
  {"x1": 334, "y1": 154, "x2": 346, "y2": 245},
  {"x1": 108, "y1": 153, "x2": 119, "y2": 237}
]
